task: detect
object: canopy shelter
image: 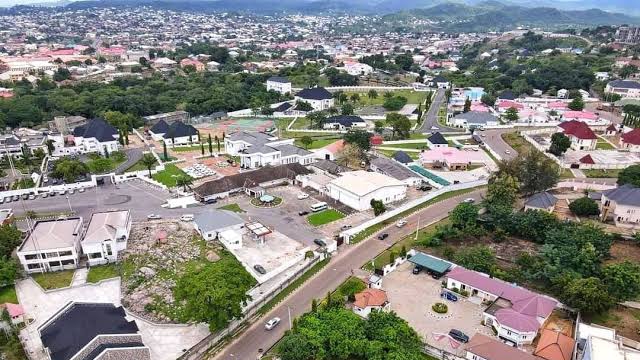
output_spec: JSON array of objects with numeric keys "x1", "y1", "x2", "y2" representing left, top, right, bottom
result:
[{"x1": 408, "y1": 252, "x2": 451, "y2": 276}]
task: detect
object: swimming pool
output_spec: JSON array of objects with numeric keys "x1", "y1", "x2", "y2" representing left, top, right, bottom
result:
[{"x1": 464, "y1": 87, "x2": 485, "y2": 102}]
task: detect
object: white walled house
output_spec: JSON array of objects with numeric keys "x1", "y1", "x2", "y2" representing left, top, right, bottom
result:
[
  {"x1": 605, "y1": 80, "x2": 640, "y2": 99},
  {"x1": 620, "y1": 128, "x2": 640, "y2": 152},
  {"x1": 54, "y1": 118, "x2": 120, "y2": 156},
  {"x1": 327, "y1": 170, "x2": 407, "y2": 211},
  {"x1": 601, "y1": 185, "x2": 640, "y2": 228},
  {"x1": 343, "y1": 62, "x2": 373, "y2": 76},
  {"x1": 225, "y1": 132, "x2": 314, "y2": 169},
  {"x1": 81, "y1": 210, "x2": 132, "y2": 266},
  {"x1": 322, "y1": 115, "x2": 367, "y2": 130},
  {"x1": 149, "y1": 120, "x2": 199, "y2": 146},
  {"x1": 558, "y1": 120, "x2": 597, "y2": 151},
  {"x1": 352, "y1": 288, "x2": 390, "y2": 318},
  {"x1": 17, "y1": 218, "x2": 83, "y2": 273},
  {"x1": 266, "y1": 76, "x2": 292, "y2": 95},
  {"x1": 193, "y1": 209, "x2": 244, "y2": 240},
  {"x1": 295, "y1": 87, "x2": 335, "y2": 111}
]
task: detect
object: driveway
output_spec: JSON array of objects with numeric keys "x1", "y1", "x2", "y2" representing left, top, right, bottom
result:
[
  {"x1": 481, "y1": 129, "x2": 518, "y2": 161},
  {"x1": 383, "y1": 262, "x2": 493, "y2": 355},
  {"x1": 115, "y1": 147, "x2": 143, "y2": 174},
  {"x1": 418, "y1": 88, "x2": 461, "y2": 133}
]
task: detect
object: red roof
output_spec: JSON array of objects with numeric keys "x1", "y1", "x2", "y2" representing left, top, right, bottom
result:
[
  {"x1": 370, "y1": 135, "x2": 384, "y2": 146},
  {"x1": 622, "y1": 128, "x2": 640, "y2": 145},
  {"x1": 354, "y1": 288, "x2": 388, "y2": 308},
  {"x1": 498, "y1": 100, "x2": 524, "y2": 110},
  {"x1": 558, "y1": 120, "x2": 597, "y2": 140},
  {"x1": 563, "y1": 111, "x2": 597, "y2": 121},
  {"x1": 5, "y1": 303, "x2": 24, "y2": 318},
  {"x1": 580, "y1": 154, "x2": 595, "y2": 164},
  {"x1": 606, "y1": 124, "x2": 617, "y2": 131},
  {"x1": 534, "y1": 330, "x2": 575, "y2": 360}
]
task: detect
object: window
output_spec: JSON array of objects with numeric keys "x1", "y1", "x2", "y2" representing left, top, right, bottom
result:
[
  {"x1": 27, "y1": 263, "x2": 42, "y2": 269},
  {"x1": 105, "y1": 244, "x2": 112, "y2": 256},
  {"x1": 89, "y1": 253, "x2": 103, "y2": 259},
  {"x1": 24, "y1": 254, "x2": 39, "y2": 260},
  {"x1": 61, "y1": 259, "x2": 75, "y2": 266},
  {"x1": 48, "y1": 261, "x2": 61, "y2": 267},
  {"x1": 58, "y1": 251, "x2": 73, "y2": 257},
  {"x1": 45, "y1": 252, "x2": 58, "y2": 258}
]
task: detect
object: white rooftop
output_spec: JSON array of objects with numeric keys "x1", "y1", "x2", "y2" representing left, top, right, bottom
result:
[
  {"x1": 589, "y1": 336, "x2": 640, "y2": 360},
  {"x1": 82, "y1": 210, "x2": 130, "y2": 244},
  {"x1": 19, "y1": 218, "x2": 83, "y2": 252},
  {"x1": 329, "y1": 170, "x2": 406, "y2": 197}
]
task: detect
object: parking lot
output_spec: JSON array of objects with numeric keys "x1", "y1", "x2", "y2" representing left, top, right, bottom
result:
[{"x1": 383, "y1": 262, "x2": 493, "y2": 355}]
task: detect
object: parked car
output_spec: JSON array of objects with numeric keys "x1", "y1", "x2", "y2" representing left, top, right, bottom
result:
[
  {"x1": 412, "y1": 265, "x2": 422, "y2": 275},
  {"x1": 265, "y1": 317, "x2": 281, "y2": 330},
  {"x1": 377, "y1": 233, "x2": 389, "y2": 240},
  {"x1": 396, "y1": 220, "x2": 407, "y2": 228},
  {"x1": 205, "y1": 198, "x2": 218, "y2": 204},
  {"x1": 462, "y1": 198, "x2": 475, "y2": 204},
  {"x1": 340, "y1": 224, "x2": 352, "y2": 231},
  {"x1": 505, "y1": 150, "x2": 511, "y2": 154},
  {"x1": 147, "y1": 214, "x2": 162, "y2": 220},
  {"x1": 68, "y1": 189, "x2": 75, "y2": 195},
  {"x1": 58, "y1": 190, "x2": 66, "y2": 195},
  {"x1": 28, "y1": 194, "x2": 36, "y2": 200},
  {"x1": 298, "y1": 210, "x2": 309, "y2": 216},
  {"x1": 449, "y1": 329, "x2": 469, "y2": 343},
  {"x1": 12, "y1": 195, "x2": 19, "y2": 201},
  {"x1": 180, "y1": 214, "x2": 194, "y2": 222},
  {"x1": 313, "y1": 238, "x2": 327, "y2": 247},
  {"x1": 417, "y1": 185, "x2": 432, "y2": 191},
  {"x1": 441, "y1": 291, "x2": 458, "y2": 302},
  {"x1": 253, "y1": 264, "x2": 266, "y2": 275},
  {"x1": 78, "y1": 188, "x2": 85, "y2": 193},
  {"x1": 21, "y1": 194, "x2": 28, "y2": 200},
  {"x1": 297, "y1": 193, "x2": 309, "y2": 200},
  {"x1": 41, "y1": 193, "x2": 48, "y2": 198}
]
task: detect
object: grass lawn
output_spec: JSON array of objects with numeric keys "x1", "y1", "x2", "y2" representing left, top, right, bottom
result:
[
  {"x1": 87, "y1": 264, "x2": 120, "y2": 283},
  {"x1": 218, "y1": 203, "x2": 246, "y2": 213},
  {"x1": 344, "y1": 90, "x2": 426, "y2": 105},
  {"x1": 596, "y1": 138, "x2": 616, "y2": 150},
  {"x1": 376, "y1": 149, "x2": 419, "y2": 160},
  {"x1": 560, "y1": 168, "x2": 574, "y2": 179},
  {"x1": 409, "y1": 133, "x2": 429, "y2": 139},
  {"x1": 86, "y1": 153, "x2": 128, "y2": 174},
  {"x1": 32, "y1": 270, "x2": 74, "y2": 290},
  {"x1": 501, "y1": 133, "x2": 535, "y2": 154},
  {"x1": 0, "y1": 285, "x2": 17, "y2": 303},
  {"x1": 172, "y1": 145, "x2": 205, "y2": 153},
  {"x1": 584, "y1": 169, "x2": 621, "y2": 178},
  {"x1": 152, "y1": 164, "x2": 191, "y2": 187},
  {"x1": 307, "y1": 209, "x2": 345, "y2": 226},
  {"x1": 380, "y1": 142, "x2": 429, "y2": 150},
  {"x1": 290, "y1": 117, "x2": 311, "y2": 130},
  {"x1": 294, "y1": 137, "x2": 340, "y2": 149},
  {"x1": 125, "y1": 158, "x2": 157, "y2": 172}
]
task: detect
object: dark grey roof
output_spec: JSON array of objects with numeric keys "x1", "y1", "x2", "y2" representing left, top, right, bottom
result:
[
  {"x1": 310, "y1": 160, "x2": 349, "y2": 175},
  {"x1": 432, "y1": 75, "x2": 447, "y2": 83},
  {"x1": 274, "y1": 143, "x2": 313, "y2": 157},
  {"x1": 608, "y1": 80, "x2": 640, "y2": 89},
  {"x1": 324, "y1": 115, "x2": 365, "y2": 128},
  {"x1": 498, "y1": 90, "x2": 516, "y2": 100},
  {"x1": 602, "y1": 184, "x2": 640, "y2": 206},
  {"x1": 370, "y1": 157, "x2": 419, "y2": 181},
  {"x1": 296, "y1": 87, "x2": 332, "y2": 100},
  {"x1": 164, "y1": 121, "x2": 198, "y2": 139},
  {"x1": 428, "y1": 132, "x2": 448, "y2": 145},
  {"x1": 227, "y1": 131, "x2": 273, "y2": 146},
  {"x1": 244, "y1": 144, "x2": 280, "y2": 154},
  {"x1": 267, "y1": 76, "x2": 290, "y2": 83},
  {"x1": 40, "y1": 303, "x2": 140, "y2": 360},
  {"x1": 73, "y1": 118, "x2": 118, "y2": 142},
  {"x1": 273, "y1": 102, "x2": 293, "y2": 112},
  {"x1": 194, "y1": 210, "x2": 244, "y2": 233},
  {"x1": 525, "y1": 191, "x2": 558, "y2": 209},
  {"x1": 452, "y1": 111, "x2": 498, "y2": 125},
  {"x1": 392, "y1": 151, "x2": 413, "y2": 164},
  {"x1": 150, "y1": 119, "x2": 170, "y2": 134}
]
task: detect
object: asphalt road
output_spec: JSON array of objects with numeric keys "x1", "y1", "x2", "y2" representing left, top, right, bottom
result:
[
  {"x1": 212, "y1": 189, "x2": 485, "y2": 360},
  {"x1": 480, "y1": 128, "x2": 518, "y2": 161},
  {"x1": 418, "y1": 88, "x2": 445, "y2": 133}
]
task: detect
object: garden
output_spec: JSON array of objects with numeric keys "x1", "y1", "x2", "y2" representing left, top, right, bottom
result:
[
  {"x1": 152, "y1": 164, "x2": 192, "y2": 187},
  {"x1": 32, "y1": 270, "x2": 74, "y2": 290},
  {"x1": 307, "y1": 209, "x2": 345, "y2": 226}
]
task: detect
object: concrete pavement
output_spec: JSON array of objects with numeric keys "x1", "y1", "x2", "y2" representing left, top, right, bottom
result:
[
  {"x1": 211, "y1": 189, "x2": 485, "y2": 360},
  {"x1": 481, "y1": 129, "x2": 518, "y2": 161},
  {"x1": 417, "y1": 88, "x2": 461, "y2": 134}
]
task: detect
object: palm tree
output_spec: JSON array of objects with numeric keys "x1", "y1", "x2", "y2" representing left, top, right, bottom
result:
[
  {"x1": 140, "y1": 153, "x2": 157, "y2": 177},
  {"x1": 176, "y1": 175, "x2": 193, "y2": 192}
]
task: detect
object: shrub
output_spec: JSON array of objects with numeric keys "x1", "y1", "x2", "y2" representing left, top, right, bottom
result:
[
  {"x1": 569, "y1": 197, "x2": 600, "y2": 216},
  {"x1": 432, "y1": 302, "x2": 448, "y2": 314}
]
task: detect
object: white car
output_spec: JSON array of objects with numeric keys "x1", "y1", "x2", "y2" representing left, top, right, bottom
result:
[
  {"x1": 505, "y1": 150, "x2": 511, "y2": 154},
  {"x1": 396, "y1": 220, "x2": 408, "y2": 228},
  {"x1": 431, "y1": 126, "x2": 439, "y2": 130},
  {"x1": 147, "y1": 214, "x2": 162, "y2": 220},
  {"x1": 297, "y1": 193, "x2": 309, "y2": 200},
  {"x1": 265, "y1": 317, "x2": 281, "y2": 330},
  {"x1": 180, "y1": 214, "x2": 194, "y2": 222},
  {"x1": 462, "y1": 198, "x2": 475, "y2": 204},
  {"x1": 79, "y1": 188, "x2": 85, "y2": 193}
]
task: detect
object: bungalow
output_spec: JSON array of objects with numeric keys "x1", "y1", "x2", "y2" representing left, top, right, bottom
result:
[
  {"x1": 225, "y1": 132, "x2": 314, "y2": 169},
  {"x1": 81, "y1": 210, "x2": 132, "y2": 266},
  {"x1": 17, "y1": 218, "x2": 83, "y2": 273},
  {"x1": 600, "y1": 184, "x2": 640, "y2": 228},
  {"x1": 322, "y1": 115, "x2": 367, "y2": 130},
  {"x1": 620, "y1": 128, "x2": 640, "y2": 151},
  {"x1": 352, "y1": 288, "x2": 390, "y2": 318},
  {"x1": 180, "y1": 58, "x2": 205, "y2": 72},
  {"x1": 605, "y1": 80, "x2": 640, "y2": 99},
  {"x1": 392, "y1": 151, "x2": 413, "y2": 164},
  {"x1": 427, "y1": 132, "x2": 448, "y2": 148},
  {"x1": 562, "y1": 111, "x2": 599, "y2": 124},
  {"x1": 344, "y1": 61, "x2": 373, "y2": 76},
  {"x1": 524, "y1": 192, "x2": 558, "y2": 213},
  {"x1": 369, "y1": 156, "x2": 422, "y2": 186},
  {"x1": 446, "y1": 266, "x2": 557, "y2": 346},
  {"x1": 194, "y1": 209, "x2": 244, "y2": 240},
  {"x1": 314, "y1": 139, "x2": 345, "y2": 161},
  {"x1": 53, "y1": 118, "x2": 119, "y2": 156},
  {"x1": 429, "y1": 75, "x2": 450, "y2": 89},
  {"x1": 266, "y1": 76, "x2": 292, "y2": 95},
  {"x1": 558, "y1": 120, "x2": 597, "y2": 151},
  {"x1": 465, "y1": 334, "x2": 538, "y2": 360},
  {"x1": 449, "y1": 112, "x2": 499, "y2": 130},
  {"x1": 327, "y1": 170, "x2": 407, "y2": 211},
  {"x1": 149, "y1": 120, "x2": 199, "y2": 146},
  {"x1": 534, "y1": 329, "x2": 575, "y2": 360},
  {"x1": 295, "y1": 87, "x2": 334, "y2": 111},
  {"x1": 497, "y1": 100, "x2": 524, "y2": 113},
  {"x1": 420, "y1": 147, "x2": 490, "y2": 171},
  {"x1": 3, "y1": 303, "x2": 24, "y2": 325}
]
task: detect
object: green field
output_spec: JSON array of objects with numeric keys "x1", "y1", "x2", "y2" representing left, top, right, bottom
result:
[
  {"x1": 87, "y1": 264, "x2": 120, "y2": 283},
  {"x1": 584, "y1": 169, "x2": 621, "y2": 178},
  {"x1": 307, "y1": 209, "x2": 345, "y2": 226},
  {"x1": 126, "y1": 158, "x2": 158, "y2": 172},
  {"x1": 218, "y1": 203, "x2": 246, "y2": 213},
  {"x1": 596, "y1": 139, "x2": 616, "y2": 150},
  {"x1": 152, "y1": 164, "x2": 192, "y2": 187},
  {"x1": 343, "y1": 90, "x2": 427, "y2": 105},
  {"x1": 380, "y1": 142, "x2": 429, "y2": 150},
  {"x1": 172, "y1": 144, "x2": 205, "y2": 153},
  {"x1": 0, "y1": 285, "x2": 17, "y2": 303},
  {"x1": 294, "y1": 137, "x2": 341, "y2": 149},
  {"x1": 32, "y1": 270, "x2": 74, "y2": 290}
]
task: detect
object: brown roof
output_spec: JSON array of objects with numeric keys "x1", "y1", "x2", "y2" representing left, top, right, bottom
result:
[
  {"x1": 465, "y1": 334, "x2": 538, "y2": 360},
  {"x1": 534, "y1": 330, "x2": 575, "y2": 360},
  {"x1": 353, "y1": 288, "x2": 388, "y2": 308},
  {"x1": 193, "y1": 163, "x2": 312, "y2": 198}
]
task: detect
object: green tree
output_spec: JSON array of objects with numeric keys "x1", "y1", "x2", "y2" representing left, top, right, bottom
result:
[
  {"x1": 602, "y1": 261, "x2": 640, "y2": 301},
  {"x1": 200, "y1": 142, "x2": 205, "y2": 155},
  {"x1": 549, "y1": 132, "x2": 572, "y2": 156},
  {"x1": 383, "y1": 96, "x2": 408, "y2": 111},
  {"x1": 341, "y1": 103, "x2": 355, "y2": 116},
  {"x1": 569, "y1": 197, "x2": 600, "y2": 216},
  {"x1": 561, "y1": 277, "x2": 613, "y2": 315},
  {"x1": 208, "y1": 134, "x2": 213, "y2": 154},
  {"x1": 350, "y1": 93, "x2": 360, "y2": 103},
  {"x1": 481, "y1": 93, "x2": 496, "y2": 106},
  {"x1": 450, "y1": 202, "x2": 479, "y2": 229},
  {"x1": 500, "y1": 151, "x2": 559, "y2": 195},
  {"x1": 568, "y1": 96, "x2": 585, "y2": 111},
  {"x1": 0, "y1": 225, "x2": 21, "y2": 259},
  {"x1": 0, "y1": 257, "x2": 17, "y2": 286},
  {"x1": 370, "y1": 199, "x2": 386, "y2": 216},
  {"x1": 343, "y1": 129, "x2": 372, "y2": 151},
  {"x1": 463, "y1": 97, "x2": 471, "y2": 113},
  {"x1": 51, "y1": 158, "x2": 89, "y2": 183},
  {"x1": 174, "y1": 258, "x2": 255, "y2": 331},
  {"x1": 163, "y1": 141, "x2": 168, "y2": 161},
  {"x1": 175, "y1": 175, "x2": 193, "y2": 192},
  {"x1": 300, "y1": 136, "x2": 313, "y2": 149},
  {"x1": 617, "y1": 165, "x2": 640, "y2": 187},
  {"x1": 454, "y1": 246, "x2": 496, "y2": 274},
  {"x1": 367, "y1": 89, "x2": 378, "y2": 99},
  {"x1": 295, "y1": 101, "x2": 314, "y2": 112},
  {"x1": 374, "y1": 120, "x2": 385, "y2": 134},
  {"x1": 385, "y1": 113, "x2": 412, "y2": 140},
  {"x1": 504, "y1": 107, "x2": 519, "y2": 122},
  {"x1": 140, "y1": 153, "x2": 157, "y2": 177},
  {"x1": 485, "y1": 173, "x2": 519, "y2": 215},
  {"x1": 307, "y1": 111, "x2": 328, "y2": 130},
  {"x1": 338, "y1": 278, "x2": 366, "y2": 301}
]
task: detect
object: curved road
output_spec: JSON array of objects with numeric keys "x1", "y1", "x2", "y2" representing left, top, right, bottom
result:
[
  {"x1": 417, "y1": 88, "x2": 461, "y2": 134},
  {"x1": 211, "y1": 189, "x2": 485, "y2": 360}
]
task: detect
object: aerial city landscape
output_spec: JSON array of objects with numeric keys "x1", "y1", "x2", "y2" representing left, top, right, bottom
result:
[{"x1": 2, "y1": 0, "x2": 640, "y2": 359}]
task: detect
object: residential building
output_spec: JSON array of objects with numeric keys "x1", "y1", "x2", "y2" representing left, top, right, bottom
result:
[
  {"x1": 369, "y1": 156, "x2": 422, "y2": 186},
  {"x1": 534, "y1": 329, "x2": 575, "y2": 360},
  {"x1": 524, "y1": 192, "x2": 558, "y2": 213},
  {"x1": 52, "y1": 115, "x2": 87, "y2": 135},
  {"x1": 620, "y1": 128, "x2": 640, "y2": 151},
  {"x1": 39, "y1": 302, "x2": 150, "y2": 360},
  {"x1": 601, "y1": 184, "x2": 640, "y2": 228},
  {"x1": 446, "y1": 266, "x2": 557, "y2": 346},
  {"x1": 615, "y1": 26, "x2": 640, "y2": 45},
  {"x1": 449, "y1": 112, "x2": 499, "y2": 129},
  {"x1": 352, "y1": 288, "x2": 389, "y2": 318},
  {"x1": 81, "y1": 210, "x2": 132, "y2": 266},
  {"x1": 577, "y1": 323, "x2": 640, "y2": 360},
  {"x1": 427, "y1": 132, "x2": 448, "y2": 148},
  {"x1": 17, "y1": 218, "x2": 83, "y2": 273},
  {"x1": 266, "y1": 76, "x2": 292, "y2": 94},
  {"x1": 295, "y1": 87, "x2": 335, "y2": 111},
  {"x1": 558, "y1": 120, "x2": 597, "y2": 151},
  {"x1": 193, "y1": 209, "x2": 244, "y2": 240},
  {"x1": 392, "y1": 151, "x2": 413, "y2": 164},
  {"x1": 309, "y1": 159, "x2": 350, "y2": 176},
  {"x1": 0, "y1": 133, "x2": 47, "y2": 158},
  {"x1": 420, "y1": 147, "x2": 490, "y2": 171},
  {"x1": 143, "y1": 111, "x2": 189, "y2": 125},
  {"x1": 149, "y1": 120, "x2": 199, "y2": 146},
  {"x1": 465, "y1": 334, "x2": 538, "y2": 360},
  {"x1": 326, "y1": 170, "x2": 407, "y2": 211},
  {"x1": 429, "y1": 75, "x2": 449, "y2": 89},
  {"x1": 180, "y1": 58, "x2": 205, "y2": 72},
  {"x1": 225, "y1": 131, "x2": 314, "y2": 169},
  {"x1": 3, "y1": 303, "x2": 24, "y2": 325},
  {"x1": 51, "y1": 118, "x2": 119, "y2": 156},
  {"x1": 343, "y1": 61, "x2": 373, "y2": 76},
  {"x1": 322, "y1": 115, "x2": 367, "y2": 130},
  {"x1": 313, "y1": 139, "x2": 345, "y2": 161},
  {"x1": 605, "y1": 80, "x2": 640, "y2": 99},
  {"x1": 561, "y1": 111, "x2": 599, "y2": 124}
]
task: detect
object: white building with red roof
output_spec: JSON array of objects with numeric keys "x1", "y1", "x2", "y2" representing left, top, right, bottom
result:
[
  {"x1": 497, "y1": 100, "x2": 524, "y2": 112},
  {"x1": 620, "y1": 128, "x2": 640, "y2": 152},
  {"x1": 352, "y1": 288, "x2": 390, "y2": 318},
  {"x1": 446, "y1": 266, "x2": 557, "y2": 346},
  {"x1": 561, "y1": 111, "x2": 599, "y2": 124},
  {"x1": 558, "y1": 120, "x2": 597, "y2": 151}
]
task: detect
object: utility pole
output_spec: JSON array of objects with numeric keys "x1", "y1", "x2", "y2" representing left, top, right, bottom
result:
[{"x1": 287, "y1": 306, "x2": 292, "y2": 330}]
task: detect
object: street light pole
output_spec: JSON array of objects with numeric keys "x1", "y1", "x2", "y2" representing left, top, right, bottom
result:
[
  {"x1": 65, "y1": 195, "x2": 72, "y2": 213},
  {"x1": 287, "y1": 306, "x2": 292, "y2": 330},
  {"x1": 415, "y1": 215, "x2": 420, "y2": 240}
]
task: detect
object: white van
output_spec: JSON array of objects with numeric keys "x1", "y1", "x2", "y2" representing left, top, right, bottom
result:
[
  {"x1": 310, "y1": 202, "x2": 328, "y2": 212},
  {"x1": 180, "y1": 214, "x2": 195, "y2": 222}
]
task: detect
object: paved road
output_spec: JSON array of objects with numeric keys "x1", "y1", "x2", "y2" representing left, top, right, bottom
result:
[
  {"x1": 212, "y1": 189, "x2": 485, "y2": 360},
  {"x1": 417, "y1": 88, "x2": 461, "y2": 134},
  {"x1": 115, "y1": 148, "x2": 143, "y2": 174},
  {"x1": 480, "y1": 129, "x2": 518, "y2": 161}
]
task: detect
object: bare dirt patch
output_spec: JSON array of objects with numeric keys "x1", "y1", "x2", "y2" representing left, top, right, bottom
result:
[
  {"x1": 586, "y1": 305, "x2": 640, "y2": 341},
  {"x1": 608, "y1": 240, "x2": 640, "y2": 265}
]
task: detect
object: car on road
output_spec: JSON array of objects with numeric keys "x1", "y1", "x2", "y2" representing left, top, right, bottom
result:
[
  {"x1": 265, "y1": 317, "x2": 281, "y2": 330},
  {"x1": 298, "y1": 210, "x2": 309, "y2": 216},
  {"x1": 78, "y1": 188, "x2": 85, "y2": 193},
  {"x1": 449, "y1": 329, "x2": 469, "y2": 343},
  {"x1": 313, "y1": 238, "x2": 327, "y2": 247},
  {"x1": 430, "y1": 126, "x2": 439, "y2": 130},
  {"x1": 297, "y1": 193, "x2": 309, "y2": 200},
  {"x1": 147, "y1": 214, "x2": 162, "y2": 220},
  {"x1": 505, "y1": 150, "x2": 511, "y2": 154},
  {"x1": 340, "y1": 224, "x2": 352, "y2": 231},
  {"x1": 441, "y1": 291, "x2": 459, "y2": 302},
  {"x1": 41, "y1": 193, "x2": 48, "y2": 198},
  {"x1": 417, "y1": 184, "x2": 432, "y2": 191},
  {"x1": 12, "y1": 195, "x2": 19, "y2": 201},
  {"x1": 180, "y1": 214, "x2": 194, "y2": 222},
  {"x1": 481, "y1": 134, "x2": 486, "y2": 137},
  {"x1": 22, "y1": 194, "x2": 28, "y2": 200},
  {"x1": 377, "y1": 233, "x2": 389, "y2": 240},
  {"x1": 462, "y1": 198, "x2": 475, "y2": 204},
  {"x1": 412, "y1": 265, "x2": 422, "y2": 275},
  {"x1": 205, "y1": 198, "x2": 217, "y2": 204},
  {"x1": 396, "y1": 220, "x2": 408, "y2": 228},
  {"x1": 58, "y1": 190, "x2": 66, "y2": 195},
  {"x1": 253, "y1": 264, "x2": 266, "y2": 275},
  {"x1": 68, "y1": 189, "x2": 75, "y2": 195},
  {"x1": 28, "y1": 194, "x2": 36, "y2": 200}
]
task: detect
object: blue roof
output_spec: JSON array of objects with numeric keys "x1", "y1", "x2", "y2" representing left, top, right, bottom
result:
[{"x1": 408, "y1": 252, "x2": 451, "y2": 274}]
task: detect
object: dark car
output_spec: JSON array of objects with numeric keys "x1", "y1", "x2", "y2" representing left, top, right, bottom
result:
[
  {"x1": 340, "y1": 224, "x2": 352, "y2": 231},
  {"x1": 412, "y1": 265, "x2": 422, "y2": 275},
  {"x1": 253, "y1": 265, "x2": 266, "y2": 275},
  {"x1": 313, "y1": 239, "x2": 327, "y2": 247},
  {"x1": 377, "y1": 233, "x2": 389, "y2": 240},
  {"x1": 449, "y1": 329, "x2": 469, "y2": 343},
  {"x1": 205, "y1": 198, "x2": 218, "y2": 204},
  {"x1": 441, "y1": 291, "x2": 459, "y2": 302},
  {"x1": 299, "y1": 210, "x2": 309, "y2": 216}
]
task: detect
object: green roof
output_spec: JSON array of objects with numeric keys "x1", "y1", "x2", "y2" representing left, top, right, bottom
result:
[{"x1": 408, "y1": 252, "x2": 451, "y2": 274}]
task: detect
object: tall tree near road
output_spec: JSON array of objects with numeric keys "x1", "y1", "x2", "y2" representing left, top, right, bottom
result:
[
  {"x1": 548, "y1": 132, "x2": 571, "y2": 156},
  {"x1": 140, "y1": 153, "x2": 157, "y2": 178}
]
